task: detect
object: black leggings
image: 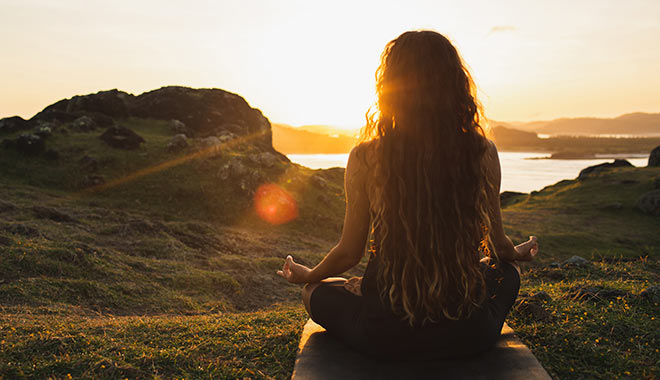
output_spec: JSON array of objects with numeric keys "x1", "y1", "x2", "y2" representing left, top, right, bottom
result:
[{"x1": 309, "y1": 261, "x2": 520, "y2": 360}]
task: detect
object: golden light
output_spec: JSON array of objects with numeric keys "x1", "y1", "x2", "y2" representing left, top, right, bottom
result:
[{"x1": 254, "y1": 183, "x2": 298, "y2": 225}]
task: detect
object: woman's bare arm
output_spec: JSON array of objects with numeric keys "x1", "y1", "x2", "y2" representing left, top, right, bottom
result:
[
  {"x1": 484, "y1": 141, "x2": 538, "y2": 262},
  {"x1": 278, "y1": 145, "x2": 371, "y2": 284}
]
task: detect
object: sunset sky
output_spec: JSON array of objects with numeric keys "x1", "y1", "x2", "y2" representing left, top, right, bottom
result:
[{"x1": 2, "y1": 0, "x2": 660, "y2": 131}]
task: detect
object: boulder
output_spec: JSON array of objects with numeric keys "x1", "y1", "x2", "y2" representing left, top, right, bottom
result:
[
  {"x1": 649, "y1": 146, "x2": 660, "y2": 167},
  {"x1": 16, "y1": 134, "x2": 46, "y2": 155},
  {"x1": 561, "y1": 255, "x2": 590, "y2": 268},
  {"x1": 198, "y1": 136, "x2": 222, "y2": 157},
  {"x1": 636, "y1": 190, "x2": 660, "y2": 216},
  {"x1": 249, "y1": 152, "x2": 277, "y2": 168},
  {"x1": 99, "y1": 125, "x2": 145, "y2": 150},
  {"x1": 72, "y1": 115, "x2": 97, "y2": 131},
  {"x1": 166, "y1": 134, "x2": 188, "y2": 153},
  {"x1": 34, "y1": 123, "x2": 54, "y2": 137},
  {"x1": 169, "y1": 119, "x2": 190, "y2": 136},
  {"x1": 578, "y1": 159, "x2": 633, "y2": 180},
  {"x1": 640, "y1": 285, "x2": 660, "y2": 303},
  {"x1": 0, "y1": 116, "x2": 31, "y2": 133},
  {"x1": 130, "y1": 86, "x2": 273, "y2": 150},
  {"x1": 229, "y1": 158, "x2": 247, "y2": 178},
  {"x1": 34, "y1": 89, "x2": 132, "y2": 119}
]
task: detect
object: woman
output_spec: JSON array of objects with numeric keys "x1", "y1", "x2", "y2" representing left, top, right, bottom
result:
[{"x1": 277, "y1": 30, "x2": 538, "y2": 359}]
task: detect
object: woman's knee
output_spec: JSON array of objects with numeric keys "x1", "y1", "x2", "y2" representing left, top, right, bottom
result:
[{"x1": 301, "y1": 278, "x2": 347, "y2": 318}]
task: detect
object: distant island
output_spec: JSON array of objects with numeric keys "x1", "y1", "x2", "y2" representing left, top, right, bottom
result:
[{"x1": 271, "y1": 113, "x2": 660, "y2": 158}]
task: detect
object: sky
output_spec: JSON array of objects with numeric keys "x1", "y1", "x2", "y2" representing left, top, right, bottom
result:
[{"x1": 1, "y1": 0, "x2": 660, "y2": 131}]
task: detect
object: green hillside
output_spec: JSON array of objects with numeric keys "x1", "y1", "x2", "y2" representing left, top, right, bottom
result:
[{"x1": 0, "y1": 88, "x2": 658, "y2": 378}]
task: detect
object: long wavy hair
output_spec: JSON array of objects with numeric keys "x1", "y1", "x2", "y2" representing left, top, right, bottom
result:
[{"x1": 361, "y1": 30, "x2": 494, "y2": 325}]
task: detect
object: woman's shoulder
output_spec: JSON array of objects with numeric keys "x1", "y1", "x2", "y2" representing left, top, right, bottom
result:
[{"x1": 349, "y1": 140, "x2": 378, "y2": 167}]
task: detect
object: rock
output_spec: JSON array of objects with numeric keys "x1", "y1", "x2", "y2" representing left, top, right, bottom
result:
[
  {"x1": 197, "y1": 136, "x2": 222, "y2": 157},
  {"x1": 72, "y1": 115, "x2": 97, "y2": 131},
  {"x1": 578, "y1": 159, "x2": 633, "y2": 180},
  {"x1": 636, "y1": 190, "x2": 660, "y2": 216},
  {"x1": 229, "y1": 158, "x2": 247, "y2": 178},
  {"x1": 654, "y1": 177, "x2": 660, "y2": 190},
  {"x1": 548, "y1": 262, "x2": 561, "y2": 269},
  {"x1": 217, "y1": 164, "x2": 231, "y2": 180},
  {"x1": 649, "y1": 146, "x2": 660, "y2": 167},
  {"x1": 500, "y1": 191, "x2": 526, "y2": 206},
  {"x1": 169, "y1": 119, "x2": 190, "y2": 136},
  {"x1": 99, "y1": 125, "x2": 145, "y2": 150},
  {"x1": 130, "y1": 86, "x2": 273, "y2": 150},
  {"x1": 561, "y1": 255, "x2": 590, "y2": 268},
  {"x1": 34, "y1": 123, "x2": 55, "y2": 137},
  {"x1": 568, "y1": 285, "x2": 629, "y2": 301},
  {"x1": 640, "y1": 285, "x2": 660, "y2": 303},
  {"x1": 0, "y1": 116, "x2": 31, "y2": 133},
  {"x1": 249, "y1": 152, "x2": 276, "y2": 168},
  {"x1": 166, "y1": 134, "x2": 188, "y2": 153},
  {"x1": 16, "y1": 134, "x2": 46, "y2": 155},
  {"x1": 31, "y1": 206, "x2": 77, "y2": 223},
  {"x1": 33, "y1": 89, "x2": 132, "y2": 120},
  {"x1": 218, "y1": 130, "x2": 236, "y2": 142},
  {"x1": 80, "y1": 155, "x2": 99, "y2": 171}
]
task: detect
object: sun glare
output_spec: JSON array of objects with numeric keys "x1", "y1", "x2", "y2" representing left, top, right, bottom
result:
[{"x1": 254, "y1": 183, "x2": 298, "y2": 225}]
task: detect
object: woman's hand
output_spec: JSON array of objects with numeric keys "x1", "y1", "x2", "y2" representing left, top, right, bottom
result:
[
  {"x1": 514, "y1": 236, "x2": 539, "y2": 262},
  {"x1": 343, "y1": 277, "x2": 363, "y2": 296},
  {"x1": 277, "y1": 255, "x2": 312, "y2": 284}
]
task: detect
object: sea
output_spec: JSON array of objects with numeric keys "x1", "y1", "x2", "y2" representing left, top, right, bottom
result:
[{"x1": 287, "y1": 152, "x2": 650, "y2": 193}]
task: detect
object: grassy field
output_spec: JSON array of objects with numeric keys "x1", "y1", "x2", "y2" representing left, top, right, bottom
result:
[{"x1": 1, "y1": 118, "x2": 659, "y2": 378}]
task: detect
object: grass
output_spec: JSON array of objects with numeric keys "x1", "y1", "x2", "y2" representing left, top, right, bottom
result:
[
  {"x1": 0, "y1": 305, "x2": 308, "y2": 379},
  {"x1": 509, "y1": 258, "x2": 659, "y2": 379},
  {"x1": 1, "y1": 118, "x2": 659, "y2": 378}
]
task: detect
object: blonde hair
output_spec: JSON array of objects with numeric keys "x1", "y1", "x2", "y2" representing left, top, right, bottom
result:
[{"x1": 361, "y1": 31, "x2": 495, "y2": 325}]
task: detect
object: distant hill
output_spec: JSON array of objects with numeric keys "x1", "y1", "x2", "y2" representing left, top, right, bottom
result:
[
  {"x1": 272, "y1": 123, "x2": 358, "y2": 154},
  {"x1": 504, "y1": 112, "x2": 660, "y2": 136}
]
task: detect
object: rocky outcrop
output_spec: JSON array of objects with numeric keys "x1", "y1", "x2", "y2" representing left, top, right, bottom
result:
[
  {"x1": 35, "y1": 89, "x2": 132, "y2": 120},
  {"x1": 99, "y1": 126, "x2": 145, "y2": 150},
  {"x1": 23, "y1": 86, "x2": 276, "y2": 152},
  {"x1": 636, "y1": 190, "x2": 660, "y2": 216},
  {"x1": 577, "y1": 159, "x2": 633, "y2": 180},
  {"x1": 649, "y1": 146, "x2": 660, "y2": 167},
  {"x1": 16, "y1": 134, "x2": 46, "y2": 155},
  {"x1": 0, "y1": 116, "x2": 32, "y2": 134},
  {"x1": 130, "y1": 86, "x2": 273, "y2": 149},
  {"x1": 166, "y1": 134, "x2": 188, "y2": 153}
]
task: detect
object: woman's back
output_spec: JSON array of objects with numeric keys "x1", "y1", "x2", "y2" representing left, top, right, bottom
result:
[{"x1": 279, "y1": 30, "x2": 538, "y2": 360}]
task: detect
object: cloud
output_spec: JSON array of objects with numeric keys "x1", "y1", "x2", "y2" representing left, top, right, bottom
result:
[{"x1": 487, "y1": 25, "x2": 517, "y2": 36}]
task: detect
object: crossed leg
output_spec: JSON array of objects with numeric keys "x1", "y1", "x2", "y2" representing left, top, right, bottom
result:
[{"x1": 302, "y1": 277, "x2": 347, "y2": 319}]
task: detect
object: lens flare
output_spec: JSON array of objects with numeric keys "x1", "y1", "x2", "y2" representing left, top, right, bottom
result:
[{"x1": 254, "y1": 183, "x2": 298, "y2": 225}]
